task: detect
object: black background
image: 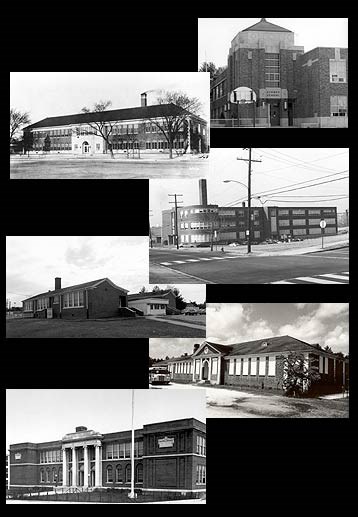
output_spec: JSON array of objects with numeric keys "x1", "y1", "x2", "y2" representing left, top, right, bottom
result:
[{"x1": 4, "y1": 4, "x2": 355, "y2": 514}]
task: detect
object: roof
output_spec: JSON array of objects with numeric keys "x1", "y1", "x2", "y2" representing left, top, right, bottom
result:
[
  {"x1": 22, "y1": 278, "x2": 128, "y2": 302},
  {"x1": 242, "y1": 18, "x2": 292, "y2": 33},
  {"x1": 155, "y1": 354, "x2": 192, "y2": 364},
  {"x1": 194, "y1": 341, "x2": 233, "y2": 355},
  {"x1": 128, "y1": 289, "x2": 175, "y2": 301},
  {"x1": 24, "y1": 103, "x2": 205, "y2": 130},
  {"x1": 225, "y1": 335, "x2": 329, "y2": 356}
]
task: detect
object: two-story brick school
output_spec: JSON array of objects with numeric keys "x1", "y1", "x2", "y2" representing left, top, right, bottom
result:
[{"x1": 8, "y1": 418, "x2": 206, "y2": 498}]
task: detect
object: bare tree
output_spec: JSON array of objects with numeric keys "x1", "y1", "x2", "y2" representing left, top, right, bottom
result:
[
  {"x1": 146, "y1": 91, "x2": 203, "y2": 159},
  {"x1": 81, "y1": 100, "x2": 116, "y2": 159},
  {"x1": 199, "y1": 61, "x2": 218, "y2": 79},
  {"x1": 10, "y1": 108, "x2": 30, "y2": 143}
]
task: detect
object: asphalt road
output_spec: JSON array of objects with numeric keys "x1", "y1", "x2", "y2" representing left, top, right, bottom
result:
[
  {"x1": 10, "y1": 159, "x2": 208, "y2": 179},
  {"x1": 149, "y1": 247, "x2": 349, "y2": 284}
]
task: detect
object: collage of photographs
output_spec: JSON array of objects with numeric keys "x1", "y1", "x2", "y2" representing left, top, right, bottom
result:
[{"x1": 6, "y1": 16, "x2": 350, "y2": 506}]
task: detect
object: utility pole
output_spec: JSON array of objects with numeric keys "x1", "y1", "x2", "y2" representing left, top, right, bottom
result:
[
  {"x1": 168, "y1": 194, "x2": 183, "y2": 249},
  {"x1": 128, "y1": 389, "x2": 135, "y2": 499},
  {"x1": 237, "y1": 149, "x2": 262, "y2": 254},
  {"x1": 149, "y1": 210, "x2": 153, "y2": 248}
]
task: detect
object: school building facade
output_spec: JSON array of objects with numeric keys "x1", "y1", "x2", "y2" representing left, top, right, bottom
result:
[
  {"x1": 8, "y1": 419, "x2": 206, "y2": 496},
  {"x1": 23, "y1": 94, "x2": 208, "y2": 155},
  {"x1": 210, "y1": 18, "x2": 348, "y2": 127},
  {"x1": 155, "y1": 336, "x2": 349, "y2": 395}
]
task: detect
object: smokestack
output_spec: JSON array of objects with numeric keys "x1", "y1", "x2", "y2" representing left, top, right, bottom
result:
[
  {"x1": 55, "y1": 277, "x2": 61, "y2": 290},
  {"x1": 141, "y1": 93, "x2": 147, "y2": 107},
  {"x1": 242, "y1": 201, "x2": 246, "y2": 208},
  {"x1": 199, "y1": 179, "x2": 208, "y2": 206},
  {"x1": 193, "y1": 343, "x2": 200, "y2": 353}
]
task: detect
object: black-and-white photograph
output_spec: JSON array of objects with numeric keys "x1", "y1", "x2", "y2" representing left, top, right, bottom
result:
[
  {"x1": 198, "y1": 18, "x2": 348, "y2": 128},
  {"x1": 10, "y1": 72, "x2": 209, "y2": 179},
  {"x1": 149, "y1": 148, "x2": 349, "y2": 284},
  {"x1": 149, "y1": 303, "x2": 349, "y2": 418},
  {"x1": 6, "y1": 236, "x2": 206, "y2": 338},
  {"x1": 6, "y1": 389, "x2": 206, "y2": 504}
]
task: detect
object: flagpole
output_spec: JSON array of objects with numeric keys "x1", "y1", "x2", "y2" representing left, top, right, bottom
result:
[{"x1": 129, "y1": 389, "x2": 135, "y2": 499}]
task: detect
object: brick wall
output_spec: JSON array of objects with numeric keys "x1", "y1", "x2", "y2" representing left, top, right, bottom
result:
[
  {"x1": 88, "y1": 281, "x2": 127, "y2": 319},
  {"x1": 224, "y1": 356, "x2": 284, "y2": 391}
]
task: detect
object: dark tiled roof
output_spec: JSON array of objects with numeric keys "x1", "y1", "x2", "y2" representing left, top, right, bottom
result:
[
  {"x1": 128, "y1": 290, "x2": 174, "y2": 301},
  {"x1": 204, "y1": 342, "x2": 233, "y2": 354},
  {"x1": 242, "y1": 18, "x2": 292, "y2": 33},
  {"x1": 24, "y1": 103, "x2": 204, "y2": 130},
  {"x1": 226, "y1": 335, "x2": 319, "y2": 356},
  {"x1": 154, "y1": 354, "x2": 193, "y2": 364},
  {"x1": 22, "y1": 278, "x2": 126, "y2": 302}
]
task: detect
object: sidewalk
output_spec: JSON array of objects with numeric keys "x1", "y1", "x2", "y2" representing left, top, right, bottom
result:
[
  {"x1": 10, "y1": 153, "x2": 209, "y2": 163},
  {"x1": 145, "y1": 316, "x2": 205, "y2": 330}
]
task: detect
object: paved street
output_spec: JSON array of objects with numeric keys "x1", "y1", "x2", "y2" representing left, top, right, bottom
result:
[
  {"x1": 10, "y1": 158, "x2": 208, "y2": 179},
  {"x1": 149, "y1": 247, "x2": 349, "y2": 284}
]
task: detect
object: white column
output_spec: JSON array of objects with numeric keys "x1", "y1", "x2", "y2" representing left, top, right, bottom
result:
[
  {"x1": 72, "y1": 446, "x2": 77, "y2": 487},
  {"x1": 95, "y1": 445, "x2": 101, "y2": 487},
  {"x1": 83, "y1": 446, "x2": 89, "y2": 488},
  {"x1": 62, "y1": 447, "x2": 68, "y2": 486},
  {"x1": 208, "y1": 358, "x2": 211, "y2": 381},
  {"x1": 217, "y1": 356, "x2": 221, "y2": 386}
]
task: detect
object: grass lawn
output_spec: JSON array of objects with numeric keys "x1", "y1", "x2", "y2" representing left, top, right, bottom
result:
[{"x1": 6, "y1": 318, "x2": 206, "y2": 338}]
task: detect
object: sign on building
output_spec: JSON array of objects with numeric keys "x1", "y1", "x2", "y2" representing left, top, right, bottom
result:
[
  {"x1": 15, "y1": 453, "x2": 22, "y2": 460},
  {"x1": 158, "y1": 436, "x2": 175, "y2": 448},
  {"x1": 259, "y1": 88, "x2": 288, "y2": 99}
]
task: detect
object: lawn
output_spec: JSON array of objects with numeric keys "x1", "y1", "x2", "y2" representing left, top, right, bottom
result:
[{"x1": 6, "y1": 318, "x2": 206, "y2": 338}]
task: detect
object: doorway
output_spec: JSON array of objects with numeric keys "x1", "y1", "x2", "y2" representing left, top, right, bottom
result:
[
  {"x1": 82, "y1": 141, "x2": 90, "y2": 154},
  {"x1": 202, "y1": 361, "x2": 209, "y2": 380},
  {"x1": 270, "y1": 102, "x2": 280, "y2": 126}
]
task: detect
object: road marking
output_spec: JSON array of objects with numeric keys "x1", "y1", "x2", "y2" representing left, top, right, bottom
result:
[
  {"x1": 186, "y1": 259, "x2": 201, "y2": 262},
  {"x1": 319, "y1": 273, "x2": 350, "y2": 281},
  {"x1": 173, "y1": 260, "x2": 186, "y2": 264},
  {"x1": 160, "y1": 262, "x2": 172, "y2": 265},
  {"x1": 269, "y1": 280, "x2": 295, "y2": 284},
  {"x1": 294, "y1": 277, "x2": 345, "y2": 284},
  {"x1": 210, "y1": 257, "x2": 227, "y2": 260},
  {"x1": 198, "y1": 258, "x2": 212, "y2": 261}
]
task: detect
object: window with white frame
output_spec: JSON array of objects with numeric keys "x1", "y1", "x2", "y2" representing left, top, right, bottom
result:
[
  {"x1": 195, "y1": 360, "x2": 200, "y2": 375},
  {"x1": 229, "y1": 359, "x2": 234, "y2": 375},
  {"x1": 211, "y1": 358, "x2": 218, "y2": 375},
  {"x1": 329, "y1": 59, "x2": 347, "y2": 83},
  {"x1": 196, "y1": 465, "x2": 206, "y2": 484},
  {"x1": 242, "y1": 358, "x2": 249, "y2": 376},
  {"x1": 24, "y1": 300, "x2": 33, "y2": 311},
  {"x1": 324, "y1": 356, "x2": 329, "y2": 374},
  {"x1": 268, "y1": 356, "x2": 276, "y2": 376},
  {"x1": 330, "y1": 96, "x2": 347, "y2": 116},
  {"x1": 235, "y1": 359, "x2": 241, "y2": 375},
  {"x1": 319, "y1": 356, "x2": 324, "y2": 374},
  {"x1": 36, "y1": 298, "x2": 49, "y2": 310},
  {"x1": 63, "y1": 290, "x2": 84, "y2": 308},
  {"x1": 250, "y1": 358, "x2": 257, "y2": 376},
  {"x1": 259, "y1": 357, "x2": 266, "y2": 376}
]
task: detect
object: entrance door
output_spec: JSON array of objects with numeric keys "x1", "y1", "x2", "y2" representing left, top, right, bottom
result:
[
  {"x1": 82, "y1": 141, "x2": 90, "y2": 154},
  {"x1": 202, "y1": 361, "x2": 209, "y2": 380},
  {"x1": 270, "y1": 102, "x2": 280, "y2": 126}
]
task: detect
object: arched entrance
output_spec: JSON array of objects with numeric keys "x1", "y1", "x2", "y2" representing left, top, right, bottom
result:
[
  {"x1": 202, "y1": 360, "x2": 209, "y2": 380},
  {"x1": 82, "y1": 141, "x2": 90, "y2": 154}
]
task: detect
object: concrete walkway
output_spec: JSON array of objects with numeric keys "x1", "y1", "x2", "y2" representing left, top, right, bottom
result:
[{"x1": 145, "y1": 316, "x2": 205, "y2": 330}]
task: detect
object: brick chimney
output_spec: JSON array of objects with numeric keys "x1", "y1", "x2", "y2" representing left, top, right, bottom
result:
[
  {"x1": 141, "y1": 92, "x2": 147, "y2": 107},
  {"x1": 242, "y1": 201, "x2": 246, "y2": 207},
  {"x1": 76, "y1": 426, "x2": 87, "y2": 432},
  {"x1": 55, "y1": 277, "x2": 61, "y2": 290},
  {"x1": 199, "y1": 179, "x2": 208, "y2": 206}
]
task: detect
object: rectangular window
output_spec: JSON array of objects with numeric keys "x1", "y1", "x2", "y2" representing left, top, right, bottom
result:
[
  {"x1": 278, "y1": 209, "x2": 289, "y2": 216},
  {"x1": 278, "y1": 219, "x2": 290, "y2": 227},
  {"x1": 125, "y1": 442, "x2": 131, "y2": 458},
  {"x1": 268, "y1": 357, "x2": 276, "y2": 376},
  {"x1": 107, "y1": 444, "x2": 113, "y2": 459},
  {"x1": 330, "y1": 96, "x2": 347, "y2": 116},
  {"x1": 113, "y1": 443, "x2": 119, "y2": 459},
  {"x1": 324, "y1": 356, "x2": 329, "y2": 374},
  {"x1": 229, "y1": 359, "x2": 234, "y2": 375},
  {"x1": 242, "y1": 358, "x2": 249, "y2": 376},
  {"x1": 250, "y1": 358, "x2": 257, "y2": 376},
  {"x1": 235, "y1": 358, "x2": 241, "y2": 375},
  {"x1": 319, "y1": 356, "x2": 324, "y2": 374},
  {"x1": 195, "y1": 360, "x2": 200, "y2": 375},
  {"x1": 330, "y1": 59, "x2": 347, "y2": 83},
  {"x1": 291, "y1": 209, "x2": 305, "y2": 215},
  {"x1": 292, "y1": 219, "x2": 306, "y2": 226},
  {"x1": 120, "y1": 443, "x2": 125, "y2": 458},
  {"x1": 259, "y1": 357, "x2": 266, "y2": 376}
]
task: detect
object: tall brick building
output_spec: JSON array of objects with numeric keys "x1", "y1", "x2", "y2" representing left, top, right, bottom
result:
[
  {"x1": 8, "y1": 419, "x2": 206, "y2": 498},
  {"x1": 154, "y1": 336, "x2": 349, "y2": 395},
  {"x1": 210, "y1": 18, "x2": 348, "y2": 127}
]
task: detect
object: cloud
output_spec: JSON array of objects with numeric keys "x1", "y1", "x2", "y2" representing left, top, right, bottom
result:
[
  {"x1": 315, "y1": 303, "x2": 349, "y2": 320},
  {"x1": 295, "y1": 303, "x2": 308, "y2": 309}
]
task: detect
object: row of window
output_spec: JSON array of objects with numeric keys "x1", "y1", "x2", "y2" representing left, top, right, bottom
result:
[
  {"x1": 34, "y1": 129, "x2": 71, "y2": 137},
  {"x1": 229, "y1": 356, "x2": 276, "y2": 376},
  {"x1": 319, "y1": 356, "x2": 330, "y2": 375},
  {"x1": 106, "y1": 441, "x2": 143, "y2": 460},
  {"x1": 279, "y1": 218, "x2": 336, "y2": 227},
  {"x1": 196, "y1": 465, "x2": 206, "y2": 484},
  {"x1": 278, "y1": 227, "x2": 336, "y2": 236},
  {"x1": 276, "y1": 209, "x2": 336, "y2": 216},
  {"x1": 150, "y1": 304, "x2": 166, "y2": 310},
  {"x1": 330, "y1": 95, "x2": 347, "y2": 116},
  {"x1": 329, "y1": 59, "x2": 347, "y2": 83},
  {"x1": 106, "y1": 464, "x2": 143, "y2": 483},
  {"x1": 212, "y1": 81, "x2": 226, "y2": 101},
  {"x1": 195, "y1": 358, "x2": 218, "y2": 376},
  {"x1": 40, "y1": 467, "x2": 62, "y2": 483},
  {"x1": 169, "y1": 362, "x2": 193, "y2": 375},
  {"x1": 40, "y1": 450, "x2": 63, "y2": 463},
  {"x1": 33, "y1": 143, "x2": 72, "y2": 151},
  {"x1": 63, "y1": 290, "x2": 85, "y2": 308}
]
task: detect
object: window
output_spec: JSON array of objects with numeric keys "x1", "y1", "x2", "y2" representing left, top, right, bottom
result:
[
  {"x1": 292, "y1": 219, "x2": 306, "y2": 226},
  {"x1": 268, "y1": 356, "x2": 276, "y2": 376},
  {"x1": 308, "y1": 209, "x2": 321, "y2": 215},
  {"x1": 279, "y1": 220, "x2": 290, "y2": 227},
  {"x1": 63, "y1": 290, "x2": 84, "y2": 308},
  {"x1": 293, "y1": 228, "x2": 306, "y2": 236},
  {"x1": 24, "y1": 300, "x2": 33, "y2": 311},
  {"x1": 106, "y1": 465, "x2": 113, "y2": 483},
  {"x1": 120, "y1": 443, "x2": 125, "y2": 458},
  {"x1": 242, "y1": 358, "x2": 249, "y2": 376},
  {"x1": 196, "y1": 465, "x2": 206, "y2": 484},
  {"x1": 278, "y1": 209, "x2": 289, "y2": 216},
  {"x1": 229, "y1": 359, "x2": 234, "y2": 375},
  {"x1": 319, "y1": 356, "x2": 324, "y2": 374},
  {"x1": 46, "y1": 468, "x2": 50, "y2": 483},
  {"x1": 40, "y1": 469, "x2": 45, "y2": 483},
  {"x1": 235, "y1": 359, "x2": 240, "y2": 375},
  {"x1": 324, "y1": 357, "x2": 329, "y2": 374},
  {"x1": 292, "y1": 209, "x2": 305, "y2": 215},
  {"x1": 136, "y1": 464, "x2": 143, "y2": 483},
  {"x1": 250, "y1": 358, "x2": 257, "y2": 376},
  {"x1": 36, "y1": 297, "x2": 49, "y2": 310},
  {"x1": 125, "y1": 442, "x2": 131, "y2": 458},
  {"x1": 330, "y1": 96, "x2": 347, "y2": 116},
  {"x1": 125, "y1": 465, "x2": 131, "y2": 483},
  {"x1": 113, "y1": 444, "x2": 119, "y2": 459},
  {"x1": 330, "y1": 59, "x2": 346, "y2": 83},
  {"x1": 259, "y1": 357, "x2": 266, "y2": 376},
  {"x1": 212, "y1": 358, "x2": 218, "y2": 375},
  {"x1": 106, "y1": 444, "x2": 113, "y2": 459},
  {"x1": 197, "y1": 435, "x2": 206, "y2": 455},
  {"x1": 58, "y1": 467, "x2": 63, "y2": 483},
  {"x1": 52, "y1": 468, "x2": 57, "y2": 483},
  {"x1": 116, "y1": 465, "x2": 123, "y2": 483}
]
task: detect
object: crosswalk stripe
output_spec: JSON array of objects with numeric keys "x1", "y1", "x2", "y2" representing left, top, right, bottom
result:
[
  {"x1": 198, "y1": 258, "x2": 212, "y2": 261},
  {"x1": 160, "y1": 262, "x2": 172, "y2": 265},
  {"x1": 294, "y1": 277, "x2": 344, "y2": 284},
  {"x1": 210, "y1": 257, "x2": 227, "y2": 260},
  {"x1": 186, "y1": 259, "x2": 200, "y2": 262},
  {"x1": 270, "y1": 280, "x2": 295, "y2": 284},
  {"x1": 173, "y1": 260, "x2": 186, "y2": 264},
  {"x1": 319, "y1": 273, "x2": 350, "y2": 281}
]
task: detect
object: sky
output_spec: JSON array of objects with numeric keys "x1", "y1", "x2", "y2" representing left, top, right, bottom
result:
[
  {"x1": 198, "y1": 18, "x2": 349, "y2": 68},
  {"x1": 206, "y1": 303, "x2": 349, "y2": 355},
  {"x1": 149, "y1": 148, "x2": 349, "y2": 225},
  {"x1": 10, "y1": 72, "x2": 210, "y2": 127},
  {"x1": 5, "y1": 236, "x2": 207, "y2": 306},
  {"x1": 5, "y1": 389, "x2": 206, "y2": 452},
  {"x1": 150, "y1": 338, "x2": 203, "y2": 360},
  {"x1": 148, "y1": 285, "x2": 206, "y2": 305}
]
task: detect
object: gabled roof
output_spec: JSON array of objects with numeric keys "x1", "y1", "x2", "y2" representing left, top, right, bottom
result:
[
  {"x1": 242, "y1": 18, "x2": 292, "y2": 33},
  {"x1": 154, "y1": 354, "x2": 192, "y2": 364},
  {"x1": 227, "y1": 335, "x2": 322, "y2": 356},
  {"x1": 192, "y1": 341, "x2": 232, "y2": 357},
  {"x1": 24, "y1": 103, "x2": 205, "y2": 130},
  {"x1": 22, "y1": 278, "x2": 128, "y2": 302},
  {"x1": 128, "y1": 289, "x2": 175, "y2": 301}
]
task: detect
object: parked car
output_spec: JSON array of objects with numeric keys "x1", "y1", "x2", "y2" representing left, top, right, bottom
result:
[
  {"x1": 292, "y1": 237, "x2": 304, "y2": 242},
  {"x1": 179, "y1": 243, "x2": 195, "y2": 248},
  {"x1": 228, "y1": 242, "x2": 240, "y2": 247}
]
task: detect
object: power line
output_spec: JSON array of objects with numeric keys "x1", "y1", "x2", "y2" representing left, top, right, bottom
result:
[{"x1": 256, "y1": 148, "x2": 348, "y2": 174}]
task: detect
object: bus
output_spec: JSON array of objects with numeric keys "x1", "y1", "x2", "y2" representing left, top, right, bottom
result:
[{"x1": 149, "y1": 366, "x2": 171, "y2": 385}]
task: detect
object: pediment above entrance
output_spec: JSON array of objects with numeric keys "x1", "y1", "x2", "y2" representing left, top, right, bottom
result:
[
  {"x1": 193, "y1": 341, "x2": 231, "y2": 358},
  {"x1": 62, "y1": 428, "x2": 103, "y2": 444}
]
